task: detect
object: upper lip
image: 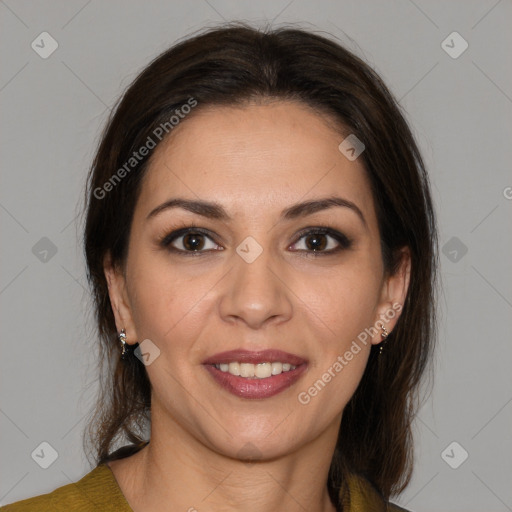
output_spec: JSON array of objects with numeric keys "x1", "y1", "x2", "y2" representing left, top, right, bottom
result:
[{"x1": 202, "y1": 349, "x2": 307, "y2": 366}]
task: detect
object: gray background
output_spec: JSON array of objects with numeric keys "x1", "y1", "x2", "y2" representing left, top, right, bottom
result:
[{"x1": 1, "y1": 1, "x2": 511, "y2": 511}]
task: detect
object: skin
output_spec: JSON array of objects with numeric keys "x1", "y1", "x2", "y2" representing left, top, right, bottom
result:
[{"x1": 104, "y1": 100, "x2": 411, "y2": 512}]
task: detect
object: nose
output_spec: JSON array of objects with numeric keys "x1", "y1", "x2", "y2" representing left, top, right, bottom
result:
[{"x1": 218, "y1": 245, "x2": 293, "y2": 330}]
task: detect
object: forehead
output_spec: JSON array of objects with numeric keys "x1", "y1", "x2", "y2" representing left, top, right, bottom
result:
[{"x1": 137, "y1": 101, "x2": 375, "y2": 222}]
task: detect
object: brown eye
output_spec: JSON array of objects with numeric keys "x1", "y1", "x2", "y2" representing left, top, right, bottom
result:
[
  {"x1": 161, "y1": 228, "x2": 222, "y2": 254},
  {"x1": 161, "y1": 226, "x2": 351, "y2": 256},
  {"x1": 290, "y1": 227, "x2": 352, "y2": 254},
  {"x1": 182, "y1": 233, "x2": 206, "y2": 251},
  {"x1": 304, "y1": 233, "x2": 328, "y2": 251}
]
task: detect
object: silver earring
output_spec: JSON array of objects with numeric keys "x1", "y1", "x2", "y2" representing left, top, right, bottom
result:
[
  {"x1": 379, "y1": 326, "x2": 389, "y2": 355},
  {"x1": 119, "y1": 329, "x2": 128, "y2": 359}
]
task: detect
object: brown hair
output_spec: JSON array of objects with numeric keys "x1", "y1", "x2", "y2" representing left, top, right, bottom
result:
[{"x1": 83, "y1": 23, "x2": 438, "y2": 504}]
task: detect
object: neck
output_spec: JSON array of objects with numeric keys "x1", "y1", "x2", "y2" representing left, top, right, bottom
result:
[{"x1": 110, "y1": 406, "x2": 340, "y2": 512}]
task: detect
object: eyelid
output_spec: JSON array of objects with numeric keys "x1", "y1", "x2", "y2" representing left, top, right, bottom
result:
[
  {"x1": 159, "y1": 226, "x2": 220, "y2": 251},
  {"x1": 159, "y1": 225, "x2": 352, "y2": 254},
  {"x1": 289, "y1": 227, "x2": 352, "y2": 252}
]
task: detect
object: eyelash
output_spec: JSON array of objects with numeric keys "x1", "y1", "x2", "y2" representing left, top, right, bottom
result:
[{"x1": 158, "y1": 225, "x2": 352, "y2": 257}]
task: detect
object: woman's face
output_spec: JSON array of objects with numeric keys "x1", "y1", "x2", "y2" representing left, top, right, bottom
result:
[{"x1": 106, "y1": 101, "x2": 409, "y2": 460}]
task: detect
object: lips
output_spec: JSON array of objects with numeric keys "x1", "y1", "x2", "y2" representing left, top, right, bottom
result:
[
  {"x1": 202, "y1": 349, "x2": 308, "y2": 399},
  {"x1": 202, "y1": 349, "x2": 307, "y2": 366}
]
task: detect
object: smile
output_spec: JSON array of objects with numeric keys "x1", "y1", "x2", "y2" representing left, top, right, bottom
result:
[
  {"x1": 203, "y1": 349, "x2": 308, "y2": 399},
  {"x1": 214, "y1": 361, "x2": 296, "y2": 378}
]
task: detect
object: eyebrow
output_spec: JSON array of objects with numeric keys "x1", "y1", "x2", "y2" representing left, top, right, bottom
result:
[{"x1": 146, "y1": 196, "x2": 367, "y2": 228}]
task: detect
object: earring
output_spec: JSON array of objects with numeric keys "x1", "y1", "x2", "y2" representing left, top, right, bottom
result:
[
  {"x1": 379, "y1": 326, "x2": 389, "y2": 355},
  {"x1": 119, "y1": 329, "x2": 128, "y2": 360}
]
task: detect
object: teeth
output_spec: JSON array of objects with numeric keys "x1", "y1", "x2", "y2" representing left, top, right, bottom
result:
[
  {"x1": 240, "y1": 363, "x2": 255, "y2": 378},
  {"x1": 255, "y1": 362, "x2": 271, "y2": 379},
  {"x1": 214, "y1": 362, "x2": 297, "y2": 378},
  {"x1": 228, "y1": 362, "x2": 240, "y2": 376},
  {"x1": 271, "y1": 362, "x2": 282, "y2": 375}
]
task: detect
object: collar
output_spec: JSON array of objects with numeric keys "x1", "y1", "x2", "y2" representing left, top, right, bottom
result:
[{"x1": 340, "y1": 473, "x2": 395, "y2": 512}]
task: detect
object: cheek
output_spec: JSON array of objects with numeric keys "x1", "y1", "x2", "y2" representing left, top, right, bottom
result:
[
  {"x1": 126, "y1": 249, "x2": 220, "y2": 346},
  {"x1": 294, "y1": 278, "x2": 377, "y2": 422},
  {"x1": 293, "y1": 257, "x2": 383, "y2": 348},
  {"x1": 292, "y1": 256, "x2": 381, "y2": 392}
]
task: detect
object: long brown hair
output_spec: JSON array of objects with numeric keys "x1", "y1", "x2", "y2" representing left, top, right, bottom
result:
[{"x1": 82, "y1": 23, "x2": 438, "y2": 504}]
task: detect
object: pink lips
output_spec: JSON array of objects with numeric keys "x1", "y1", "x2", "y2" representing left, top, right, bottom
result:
[
  {"x1": 202, "y1": 349, "x2": 307, "y2": 366},
  {"x1": 202, "y1": 349, "x2": 308, "y2": 400}
]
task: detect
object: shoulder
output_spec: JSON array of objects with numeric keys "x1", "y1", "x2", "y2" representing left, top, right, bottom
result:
[
  {"x1": 0, "y1": 464, "x2": 131, "y2": 512},
  {"x1": 341, "y1": 472, "x2": 412, "y2": 512}
]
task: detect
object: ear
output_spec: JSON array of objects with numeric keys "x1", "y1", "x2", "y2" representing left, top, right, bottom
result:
[
  {"x1": 103, "y1": 252, "x2": 139, "y2": 345},
  {"x1": 370, "y1": 247, "x2": 411, "y2": 345}
]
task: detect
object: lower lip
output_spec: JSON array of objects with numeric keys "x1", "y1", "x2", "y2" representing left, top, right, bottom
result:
[{"x1": 203, "y1": 364, "x2": 308, "y2": 399}]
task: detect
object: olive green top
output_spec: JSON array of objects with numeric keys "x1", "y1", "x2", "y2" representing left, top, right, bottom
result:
[{"x1": 0, "y1": 463, "x2": 410, "y2": 511}]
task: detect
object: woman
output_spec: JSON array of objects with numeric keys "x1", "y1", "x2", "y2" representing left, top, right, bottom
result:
[{"x1": 2, "y1": 23, "x2": 437, "y2": 512}]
